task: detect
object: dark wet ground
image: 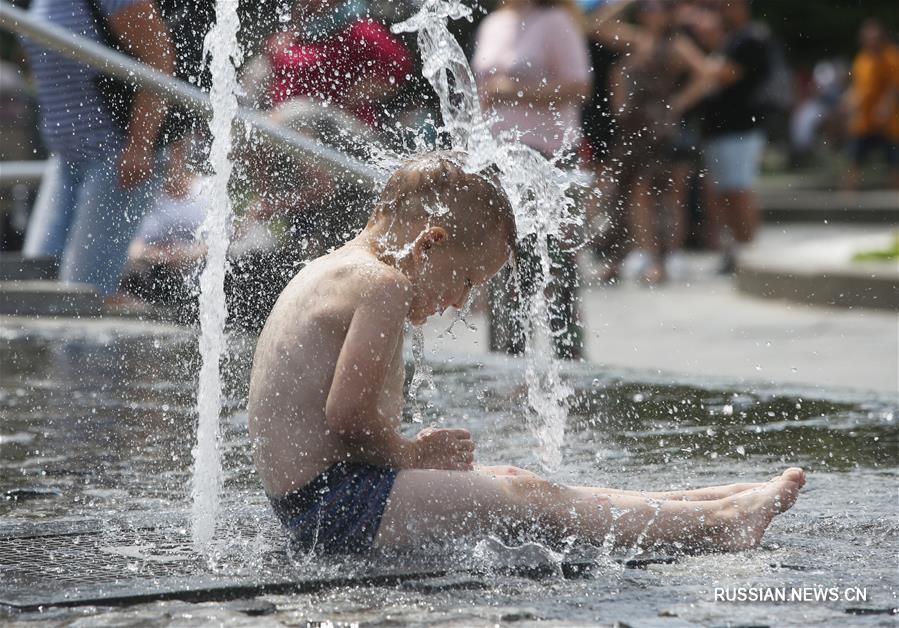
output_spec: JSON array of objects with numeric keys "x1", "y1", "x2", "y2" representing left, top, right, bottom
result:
[{"x1": 0, "y1": 318, "x2": 896, "y2": 626}]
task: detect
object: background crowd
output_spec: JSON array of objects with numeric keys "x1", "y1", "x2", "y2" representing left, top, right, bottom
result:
[{"x1": 1, "y1": 0, "x2": 897, "y2": 343}]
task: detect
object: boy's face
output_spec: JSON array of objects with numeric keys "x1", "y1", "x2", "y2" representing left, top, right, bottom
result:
[{"x1": 408, "y1": 232, "x2": 510, "y2": 325}]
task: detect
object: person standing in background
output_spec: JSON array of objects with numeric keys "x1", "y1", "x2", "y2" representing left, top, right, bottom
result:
[
  {"x1": 843, "y1": 18, "x2": 899, "y2": 191},
  {"x1": 20, "y1": 0, "x2": 175, "y2": 302},
  {"x1": 699, "y1": 0, "x2": 771, "y2": 273},
  {"x1": 472, "y1": 0, "x2": 592, "y2": 360},
  {"x1": 594, "y1": 0, "x2": 713, "y2": 285}
]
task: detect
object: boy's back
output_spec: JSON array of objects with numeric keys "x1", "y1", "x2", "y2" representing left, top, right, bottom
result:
[{"x1": 248, "y1": 240, "x2": 407, "y2": 496}]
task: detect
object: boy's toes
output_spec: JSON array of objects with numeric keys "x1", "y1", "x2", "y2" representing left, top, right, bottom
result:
[
  {"x1": 781, "y1": 467, "x2": 806, "y2": 488},
  {"x1": 774, "y1": 478, "x2": 801, "y2": 514}
]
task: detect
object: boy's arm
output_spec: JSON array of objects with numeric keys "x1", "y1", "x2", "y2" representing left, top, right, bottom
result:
[{"x1": 324, "y1": 274, "x2": 473, "y2": 470}]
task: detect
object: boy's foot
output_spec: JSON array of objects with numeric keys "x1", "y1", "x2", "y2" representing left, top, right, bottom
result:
[{"x1": 710, "y1": 468, "x2": 803, "y2": 551}]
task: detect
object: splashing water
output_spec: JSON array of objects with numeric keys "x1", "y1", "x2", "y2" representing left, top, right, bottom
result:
[
  {"x1": 191, "y1": 0, "x2": 242, "y2": 551},
  {"x1": 408, "y1": 326, "x2": 435, "y2": 424},
  {"x1": 394, "y1": 0, "x2": 579, "y2": 471}
]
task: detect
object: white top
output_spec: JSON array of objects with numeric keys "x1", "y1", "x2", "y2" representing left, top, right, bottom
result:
[{"x1": 472, "y1": 6, "x2": 591, "y2": 155}]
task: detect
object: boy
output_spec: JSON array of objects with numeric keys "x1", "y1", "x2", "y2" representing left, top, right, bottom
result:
[{"x1": 248, "y1": 152, "x2": 805, "y2": 556}]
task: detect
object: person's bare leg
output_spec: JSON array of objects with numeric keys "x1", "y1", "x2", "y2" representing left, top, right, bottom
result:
[
  {"x1": 376, "y1": 468, "x2": 804, "y2": 552},
  {"x1": 629, "y1": 178, "x2": 658, "y2": 256},
  {"x1": 724, "y1": 189, "x2": 758, "y2": 244},
  {"x1": 702, "y1": 183, "x2": 724, "y2": 250},
  {"x1": 629, "y1": 179, "x2": 665, "y2": 283},
  {"x1": 477, "y1": 465, "x2": 802, "y2": 502},
  {"x1": 666, "y1": 164, "x2": 690, "y2": 252}
]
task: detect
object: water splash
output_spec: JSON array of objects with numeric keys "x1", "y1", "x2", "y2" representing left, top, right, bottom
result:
[
  {"x1": 191, "y1": 0, "x2": 242, "y2": 551},
  {"x1": 408, "y1": 326, "x2": 435, "y2": 424},
  {"x1": 394, "y1": 0, "x2": 580, "y2": 471}
]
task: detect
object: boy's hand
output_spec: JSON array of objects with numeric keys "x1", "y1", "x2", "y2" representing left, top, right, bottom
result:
[{"x1": 413, "y1": 428, "x2": 475, "y2": 470}]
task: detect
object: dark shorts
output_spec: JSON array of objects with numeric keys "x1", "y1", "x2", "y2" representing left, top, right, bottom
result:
[
  {"x1": 848, "y1": 134, "x2": 899, "y2": 167},
  {"x1": 269, "y1": 462, "x2": 398, "y2": 555}
]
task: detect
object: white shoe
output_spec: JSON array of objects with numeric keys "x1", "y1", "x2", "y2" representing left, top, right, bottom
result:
[
  {"x1": 665, "y1": 251, "x2": 689, "y2": 281},
  {"x1": 621, "y1": 249, "x2": 652, "y2": 281}
]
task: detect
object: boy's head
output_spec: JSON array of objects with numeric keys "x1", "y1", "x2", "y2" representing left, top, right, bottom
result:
[{"x1": 368, "y1": 152, "x2": 517, "y2": 324}]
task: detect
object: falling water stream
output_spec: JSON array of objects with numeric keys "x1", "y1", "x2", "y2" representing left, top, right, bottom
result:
[
  {"x1": 189, "y1": 0, "x2": 582, "y2": 546},
  {"x1": 190, "y1": 0, "x2": 242, "y2": 551},
  {"x1": 394, "y1": 0, "x2": 579, "y2": 471}
]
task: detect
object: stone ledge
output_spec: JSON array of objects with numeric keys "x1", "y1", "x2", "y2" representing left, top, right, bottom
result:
[
  {"x1": 0, "y1": 254, "x2": 58, "y2": 280},
  {"x1": 760, "y1": 189, "x2": 899, "y2": 224},
  {"x1": 0, "y1": 280, "x2": 101, "y2": 317},
  {"x1": 736, "y1": 232, "x2": 899, "y2": 311}
]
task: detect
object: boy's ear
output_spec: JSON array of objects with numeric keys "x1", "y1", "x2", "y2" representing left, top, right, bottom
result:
[{"x1": 412, "y1": 226, "x2": 448, "y2": 259}]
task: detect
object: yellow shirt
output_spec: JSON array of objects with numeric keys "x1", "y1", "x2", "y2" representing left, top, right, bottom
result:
[{"x1": 850, "y1": 44, "x2": 899, "y2": 139}]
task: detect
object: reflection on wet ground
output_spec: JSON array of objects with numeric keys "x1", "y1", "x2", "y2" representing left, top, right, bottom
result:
[{"x1": 1, "y1": 320, "x2": 896, "y2": 625}]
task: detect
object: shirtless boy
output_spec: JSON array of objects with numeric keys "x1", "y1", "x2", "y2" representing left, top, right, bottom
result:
[{"x1": 248, "y1": 152, "x2": 805, "y2": 556}]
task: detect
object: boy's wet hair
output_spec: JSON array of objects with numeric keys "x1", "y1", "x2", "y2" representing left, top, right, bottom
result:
[{"x1": 370, "y1": 151, "x2": 518, "y2": 256}]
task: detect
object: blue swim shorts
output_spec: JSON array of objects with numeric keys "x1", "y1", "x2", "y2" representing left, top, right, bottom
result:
[{"x1": 268, "y1": 462, "x2": 398, "y2": 555}]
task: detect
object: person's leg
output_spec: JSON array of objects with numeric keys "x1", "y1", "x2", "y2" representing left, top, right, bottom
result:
[
  {"x1": 476, "y1": 465, "x2": 770, "y2": 501},
  {"x1": 665, "y1": 162, "x2": 691, "y2": 253},
  {"x1": 547, "y1": 235, "x2": 583, "y2": 360},
  {"x1": 487, "y1": 245, "x2": 528, "y2": 356},
  {"x1": 701, "y1": 140, "x2": 726, "y2": 251},
  {"x1": 60, "y1": 153, "x2": 161, "y2": 296},
  {"x1": 376, "y1": 467, "x2": 804, "y2": 552},
  {"x1": 22, "y1": 155, "x2": 80, "y2": 259},
  {"x1": 843, "y1": 135, "x2": 867, "y2": 191},
  {"x1": 722, "y1": 189, "x2": 758, "y2": 244},
  {"x1": 626, "y1": 176, "x2": 665, "y2": 283},
  {"x1": 721, "y1": 131, "x2": 764, "y2": 245},
  {"x1": 628, "y1": 177, "x2": 655, "y2": 252}
]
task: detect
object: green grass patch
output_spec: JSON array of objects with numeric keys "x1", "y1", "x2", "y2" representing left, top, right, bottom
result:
[{"x1": 852, "y1": 232, "x2": 899, "y2": 262}]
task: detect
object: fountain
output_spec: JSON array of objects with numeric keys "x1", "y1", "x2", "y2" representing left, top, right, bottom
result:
[
  {"x1": 190, "y1": 0, "x2": 242, "y2": 551},
  {"x1": 188, "y1": 0, "x2": 584, "y2": 550},
  {"x1": 394, "y1": 0, "x2": 580, "y2": 471},
  {"x1": 3, "y1": 0, "x2": 893, "y2": 624}
]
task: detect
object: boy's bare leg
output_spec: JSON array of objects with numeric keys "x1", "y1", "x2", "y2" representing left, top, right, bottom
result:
[
  {"x1": 376, "y1": 468, "x2": 804, "y2": 552},
  {"x1": 476, "y1": 465, "x2": 796, "y2": 502}
]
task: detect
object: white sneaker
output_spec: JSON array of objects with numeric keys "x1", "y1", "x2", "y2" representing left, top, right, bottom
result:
[
  {"x1": 665, "y1": 251, "x2": 689, "y2": 281},
  {"x1": 621, "y1": 249, "x2": 652, "y2": 281}
]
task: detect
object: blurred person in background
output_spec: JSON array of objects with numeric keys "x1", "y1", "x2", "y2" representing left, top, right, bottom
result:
[
  {"x1": 473, "y1": 0, "x2": 591, "y2": 360},
  {"x1": 789, "y1": 59, "x2": 848, "y2": 167},
  {"x1": 698, "y1": 0, "x2": 773, "y2": 272},
  {"x1": 257, "y1": 0, "x2": 412, "y2": 128},
  {"x1": 594, "y1": 0, "x2": 713, "y2": 284},
  {"x1": 580, "y1": 0, "x2": 635, "y2": 283},
  {"x1": 121, "y1": 138, "x2": 209, "y2": 316},
  {"x1": 843, "y1": 18, "x2": 899, "y2": 190},
  {"x1": 18, "y1": 0, "x2": 176, "y2": 303},
  {"x1": 228, "y1": 97, "x2": 379, "y2": 331},
  {"x1": 0, "y1": 59, "x2": 44, "y2": 251}
]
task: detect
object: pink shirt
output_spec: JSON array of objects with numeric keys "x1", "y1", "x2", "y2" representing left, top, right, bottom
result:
[{"x1": 472, "y1": 6, "x2": 591, "y2": 155}]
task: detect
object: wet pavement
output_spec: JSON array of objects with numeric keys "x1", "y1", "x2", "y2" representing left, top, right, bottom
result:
[{"x1": 1, "y1": 321, "x2": 896, "y2": 626}]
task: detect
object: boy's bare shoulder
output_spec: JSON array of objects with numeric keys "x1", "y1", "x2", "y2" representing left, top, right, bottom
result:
[
  {"x1": 351, "y1": 257, "x2": 412, "y2": 320},
  {"x1": 271, "y1": 248, "x2": 411, "y2": 321}
]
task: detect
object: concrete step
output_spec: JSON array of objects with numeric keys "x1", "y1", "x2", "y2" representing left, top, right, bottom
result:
[
  {"x1": 0, "y1": 254, "x2": 58, "y2": 280},
  {"x1": 760, "y1": 189, "x2": 899, "y2": 224},
  {"x1": 735, "y1": 232, "x2": 899, "y2": 311},
  {"x1": 0, "y1": 280, "x2": 101, "y2": 317}
]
